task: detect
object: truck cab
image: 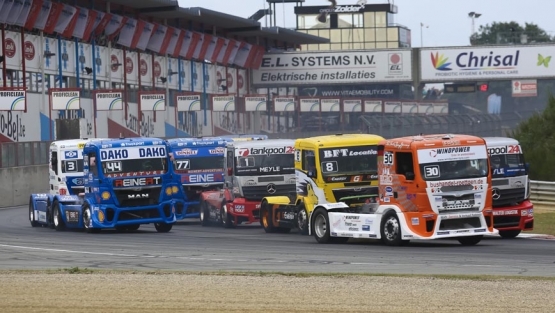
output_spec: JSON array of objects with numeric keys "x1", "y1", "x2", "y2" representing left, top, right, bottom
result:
[
  {"x1": 78, "y1": 137, "x2": 180, "y2": 233},
  {"x1": 260, "y1": 134, "x2": 384, "y2": 234},
  {"x1": 199, "y1": 139, "x2": 296, "y2": 228},
  {"x1": 484, "y1": 137, "x2": 533, "y2": 238},
  {"x1": 168, "y1": 137, "x2": 229, "y2": 220},
  {"x1": 29, "y1": 138, "x2": 107, "y2": 229},
  {"x1": 308, "y1": 134, "x2": 497, "y2": 246}
]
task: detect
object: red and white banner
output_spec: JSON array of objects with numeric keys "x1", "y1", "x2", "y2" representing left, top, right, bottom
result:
[
  {"x1": 24, "y1": 0, "x2": 45, "y2": 30},
  {"x1": 166, "y1": 28, "x2": 184, "y2": 57},
  {"x1": 61, "y1": 6, "x2": 80, "y2": 38},
  {"x1": 53, "y1": 4, "x2": 77, "y2": 35},
  {"x1": 216, "y1": 39, "x2": 230, "y2": 64},
  {"x1": 80, "y1": 10, "x2": 97, "y2": 41},
  {"x1": 14, "y1": 0, "x2": 33, "y2": 27},
  {"x1": 207, "y1": 36, "x2": 225, "y2": 64},
  {"x1": 43, "y1": 2, "x2": 63, "y2": 34},
  {"x1": 117, "y1": 18, "x2": 138, "y2": 48},
  {"x1": 227, "y1": 41, "x2": 242, "y2": 66},
  {"x1": 135, "y1": 21, "x2": 155, "y2": 51},
  {"x1": 6, "y1": 0, "x2": 24, "y2": 25},
  {"x1": 249, "y1": 45, "x2": 266, "y2": 69},
  {"x1": 72, "y1": 7, "x2": 89, "y2": 39},
  {"x1": 193, "y1": 34, "x2": 212, "y2": 61},
  {"x1": 146, "y1": 25, "x2": 168, "y2": 54},
  {"x1": 104, "y1": 14, "x2": 126, "y2": 40},
  {"x1": 180, "y1": 31, "x2": 200, "y2": 60},
  {"x1": 233, "y1": 42, "x2": 253, "y2": 68},
  {"x1": 92, "y1": 11, "x2": 111, "y2": 36}
]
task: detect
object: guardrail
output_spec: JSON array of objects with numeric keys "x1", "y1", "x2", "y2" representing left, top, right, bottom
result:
[{"x1": 530, "y1": 180, "x2": 555, "y2": 209}]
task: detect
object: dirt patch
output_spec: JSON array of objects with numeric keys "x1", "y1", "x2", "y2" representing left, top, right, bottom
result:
[{"x1": 0, "y1": 272, "x2": 554, "y2": 313}]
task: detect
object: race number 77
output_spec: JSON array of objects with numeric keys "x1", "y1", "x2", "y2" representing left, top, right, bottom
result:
[{"x1": 175, "y1": 160, "x2": 190, "y2": 170}]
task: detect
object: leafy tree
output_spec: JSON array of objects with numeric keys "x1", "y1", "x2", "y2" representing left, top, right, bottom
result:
[
  {"x1": 470, "y1": 22, "x2": 553, "y2": 45},
  {"x1": 510, "y1": 95, "x2": 555, "y2": 181}
]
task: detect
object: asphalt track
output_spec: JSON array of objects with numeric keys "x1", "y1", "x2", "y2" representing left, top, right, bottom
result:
[{"x1": 1, "y1": 206, "x2": 554, "y2": 277}]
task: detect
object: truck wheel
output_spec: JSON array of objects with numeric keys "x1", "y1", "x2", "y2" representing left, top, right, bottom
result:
[
  {"x1": 297, "y1": 206, "x2": 309, "y2": 235},
  {"x1": 499, "y1": 230, "x2": 521, "y2": 239},
  {"x1": 261, "y1": 200, "x2": 278, "y2": 233},
  {"x1": 380, "y1": 211, "x2": 404, "y2": 246},
  {"x1": 199, "y1": 200, "x2": 210, "y2": 227},
  {"x1": 220, "y1": 203, "x2": 235, "y2": 228},
  {"x1": 154, "y1": 223, "x2": 173, "y2": 233},
  {"x1": 52, "y1": 201, "x2": 66, "y2": 231},
  {"x1": 82, "y1": 204, "x2": 100, "y2": 233},
  {"x1": 457, "y1": 235, "x2": 483, "y2": 246},
  {"x1": 29, "y1": 197, "x2": 40, "y2": 228},
  {"x1": 312, "y1": 209, "x2": 333, "y2": 244}
]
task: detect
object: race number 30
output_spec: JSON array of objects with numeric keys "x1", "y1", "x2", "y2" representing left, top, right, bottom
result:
[
  {"x1": 383, "y1": 152, "x2": 394, "y2": 165},
  {"x1": 424, "y1": 165, "x2": 440, "y2": 178}
]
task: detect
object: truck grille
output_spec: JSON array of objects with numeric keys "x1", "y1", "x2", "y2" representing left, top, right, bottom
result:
[
  {"x1": 492, "y1": 188, "x2": 526, "y2": 208},
  {"x1": 493, "y1": 216, "x2": 521, "y2": 228},
  {"x1": 242, "y1": 184, "x2": 296, "y2": 201},
  {"x1": 332, "y1": 187, "x2": 379, "y2": 202},
  {"x1": 113, "y1": 187, "x2": 162, "y2": 207},
  {"x1": 438, "y1": 194, "x2": 478, "y2": 212},
  {"x1": 118, "y1": 209, "x2": 161, "y2": 221}
]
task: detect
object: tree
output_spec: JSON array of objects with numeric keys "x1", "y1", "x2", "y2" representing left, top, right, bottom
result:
[
  {"x1": 470, "y1": 22, "x2": 553, "y2": 46},
  {"x1": 510, "y1": 95, "x2": 555, "y2": 181}
]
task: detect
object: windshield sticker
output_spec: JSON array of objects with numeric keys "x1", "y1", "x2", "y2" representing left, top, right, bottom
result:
[
  {"x1": 322, "y1": 148, "x2": 378, "y2": 158},
  {"x1": 418, "y1": 145, "x2": 488, "y2": 164},
  {"x1": 487, "y1": 145, "x2": 522, "y2": 155}
]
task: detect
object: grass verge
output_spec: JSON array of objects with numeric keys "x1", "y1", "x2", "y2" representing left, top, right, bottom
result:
[
  {"x1": 1, "y1": 268, "x2": 555, "y2": 281},
  {"x1": 524, "y1": 211, "x2": 555, "y2": 235}
]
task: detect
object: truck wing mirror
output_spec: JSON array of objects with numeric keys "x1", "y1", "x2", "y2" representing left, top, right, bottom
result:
[
  {"x1": 307, "y1": 170, "x2": 317, "y2": 178},
  {"x1": 405, "y1": 172, "x2": 415, "y2": 181}
]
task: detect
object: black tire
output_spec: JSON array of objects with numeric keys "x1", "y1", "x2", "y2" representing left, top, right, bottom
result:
[
  {"x1": 29, "y1": 197, "x2": 40, "y2": 228},
  {"x1": 220, "y1": 202, "x2": 234, "y2": 228},
  {"x1": 154, "y1": 222, "x2": 173, "y2": 233},
  {"x1": 297, "y1": 205, "x2": 309, "y2": 235},
  {"x1": 46, "y1": 199, "x2": 54, "y2": 229},
  {"x1": 380, "y1": 211, "x2": 405, "y2": 246},
  {"x1": 261, "y1": 200, "x2": 278, "y2": 233},
  {"x1": 458, "y1": 235, "x2": 483, "y2": 246},
  {"x1": 499, "y1": 230, "x2": 521, "y2": 239},
  {"x1": 312, "y1": 209, "x2": 333, "y2": 244},
  {"x1": 82, "y1": 204, "x2": 100, "y2": 233},
  {"x1": 52, "y1": 201, "x2": 66, "y2": 231},
  {"x1": 200, "y1": 200, "x2": 211, "y2": 227}
]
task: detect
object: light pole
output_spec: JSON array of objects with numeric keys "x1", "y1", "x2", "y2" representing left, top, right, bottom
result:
[
  {"x1": 468, "y1": 12, "x2": 482, "y2": 35},
  {"x1": 420, "y1": 22, "x2": 428, "y2": 47}
]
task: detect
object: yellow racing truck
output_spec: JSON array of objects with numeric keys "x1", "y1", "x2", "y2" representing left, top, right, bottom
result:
[{"x1": 260, "y1": 134, "x2": 385, "y2": 234}]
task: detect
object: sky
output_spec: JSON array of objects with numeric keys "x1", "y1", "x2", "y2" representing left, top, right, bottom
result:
[{"x1": 178, "y1": 0, "x2": 555, "y2": 47}]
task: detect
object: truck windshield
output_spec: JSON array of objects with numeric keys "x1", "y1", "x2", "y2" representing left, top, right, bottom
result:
[
  {"x1": 419, "y1": 159, "x2": 489, "y2": 181},
  {"x1": 101, "y1": 158, "x2": 168, "y2": 175},
  {"x1": 235, "y1": 154, "x2": 295, "y2": 176},
  {"x1": 173, "y1": 156, "x2": 225, "y2": 173},
  {"x1": 490, "y1": 153, "x2": 526, "y2": 178},
  {"x1": 318, "y1": 145, "x2": 378, "y2": 177}
]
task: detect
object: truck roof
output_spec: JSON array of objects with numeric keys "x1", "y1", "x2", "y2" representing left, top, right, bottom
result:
[
  {"x1": 229, "y1": 139, "x2": 294, "y2": 149},
  {"x1": 296, "y1": 134, "x2": 385, "y2": 149},
  {"x1": 85, "y1": 137, "x2": 166, "y2": 148},
  {"x1": 483, "y1": 137, "x2": 519, "y2": 146},
  {"x1": 50, "y1": 138, "x2": 106, "y2": 150},
  {"x1": 167, "y1": 137, "x2": 229, "y2": 148},
  {"x1": 384, "y1": 134, "x2": 486, "y2": 149}
]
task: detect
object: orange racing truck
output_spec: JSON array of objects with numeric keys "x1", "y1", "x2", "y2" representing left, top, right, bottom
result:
[{"x1": 308, "y1": 134, "x2": 497, "y2": 246}]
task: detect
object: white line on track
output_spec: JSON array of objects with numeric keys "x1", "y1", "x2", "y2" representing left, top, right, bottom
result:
[{"x1": 0, "y1": 244, "x2": 137, "y2": 257}]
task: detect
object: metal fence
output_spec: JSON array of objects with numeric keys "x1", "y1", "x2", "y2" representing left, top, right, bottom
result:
[
  {"x1": 530, "y1": 180, "x2": 555, "y2": 208},
  {"x1": 0, "y1": 141, "x2": 51, "y2": 168}
]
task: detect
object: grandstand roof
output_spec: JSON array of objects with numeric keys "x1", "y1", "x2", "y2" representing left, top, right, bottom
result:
[{"x1": 98, "y1": 0, "x2": 328, "y2": 46}]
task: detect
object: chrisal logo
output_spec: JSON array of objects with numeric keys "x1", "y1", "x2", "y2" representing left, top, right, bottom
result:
[
  {"x1": 154, "y1": 61, "x2": 161, "y2": 77},
  {"x1": 4, "y1": 38, "x2": 16, "y2": 58},
  {"x1": 24, "y1": 41, "x2": 35, "y2": 61},
  {"x1": 125, "y1": 56, "x2": 133, "y2": 74},
  {"x1": 140, "y1": 59, "x2": 148, "y2": 76}
]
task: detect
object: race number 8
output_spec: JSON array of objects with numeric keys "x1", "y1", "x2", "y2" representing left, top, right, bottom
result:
[
  {"x1": 424, "y1": 165, "x2": 440, "y2": 178},
  {"x1": 384, "y1": 152, "x2": 394, "y2": 165},
  {"x1": 321, "y1": 161, "x2": 338, "y2": 173}
]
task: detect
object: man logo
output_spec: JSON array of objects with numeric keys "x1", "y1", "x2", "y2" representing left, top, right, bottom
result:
[
  {"x1": 128, "y1": 194, "x2": 149, "y2": 199},
  {"x1": 267, "y1": 183, "x2": 276, "y2": 194},
  {"x1": 492, "y1": 188, "x2": 501, "y2": 200}
]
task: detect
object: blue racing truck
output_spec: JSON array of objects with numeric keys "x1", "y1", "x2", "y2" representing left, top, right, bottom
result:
[
  {"x1": 168, "y1": 137, "x2": 229, "y2": 220},
  {"x1": 29, "y1": 137, "x2": 180, "y2": 233}
]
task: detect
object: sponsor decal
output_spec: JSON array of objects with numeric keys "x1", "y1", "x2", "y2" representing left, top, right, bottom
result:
[
  {"x1": 322, "y1": 148, "x2": 378, "y2": 158},
  {"x1": 362, "y1": 225, "x2": 370, "y2": 231},
  {"x1": 175, "y1": 148, "x2": 198, "y2": 156},
  {"x1": 100, "y1": 146, "x2": 166, "y2": 160},
  {"x1": 487, "y1": 145, "x2": 522, "y2": 155},
  {"x1": 113, "y1": 177, "x2": 162, "y2": 187},
  {"x1": 238, "y1": 146, "x2": 294, "y2": 156},
  {"x1": 64, "y1": 150, "x2": 79, "y2": 159},
  {"x1": 411, "y1": 217, "x2": 419, "y2": 226}
]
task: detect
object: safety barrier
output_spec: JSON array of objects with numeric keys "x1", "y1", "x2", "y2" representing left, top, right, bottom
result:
[{"x1": 530, "y1": 181, "x2": 555, "y2": 209}]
